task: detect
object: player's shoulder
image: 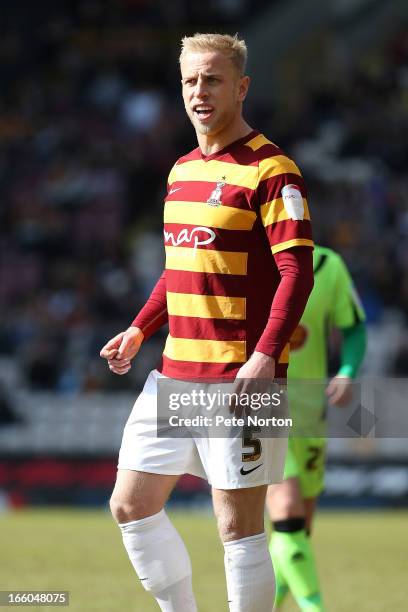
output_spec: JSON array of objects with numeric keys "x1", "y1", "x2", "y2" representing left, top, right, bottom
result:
[
  {"x1": 243, "y1": 132, "x2": 284, "y2": 159},
  {"x1": 314, "y1": 245, "x2": 348, "y2": 274},
  {"x1": 314, "y1": 244, "x2": 336, "y2": 258},
  {"x1": 167, "y1": 147, "x2": 201, "y2": 183},
  {"x1": 241, "y1": 132, "x2": 288, "y2": 164},
  {"x1": 247, "y1": 133, "x2": 302, "y2": 179},
  {"x1": 173, "y1": 146, "x2": 201, "y2": 167}
]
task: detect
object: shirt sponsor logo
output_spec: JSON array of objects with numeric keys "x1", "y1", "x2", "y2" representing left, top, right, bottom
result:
[
  {"x1": 168, "y1": 187, "x2": 183, "y2": 195},
  {"x1": 281, "y1": 184, "x2": 304, "y2": 220},
  {"x1": 164, "y1": 226, "x2": 216, "y2": 251}
]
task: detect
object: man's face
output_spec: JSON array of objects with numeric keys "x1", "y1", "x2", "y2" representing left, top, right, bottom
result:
[{"x1": 180, "y1": 51, "x2": 249, "y2": 137}]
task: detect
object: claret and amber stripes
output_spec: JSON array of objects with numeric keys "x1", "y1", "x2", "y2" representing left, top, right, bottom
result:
[
  {"x1": 164, "y1": 201, "x2": 256, "y2": 230},
  {"x1": 164, "y1": 335, "x2": 247, "y2": 364},
  {"x1": 166, "y1": 292, "x2": 246, "y2": 320},
  {"x1": 261, "y1": 197, "x2": 311, "y2": 226},
  {"x1": 155, "y1": 130, "x2": 313, "y2": 380},
  {"x1": 168, "y1": 154, "x2": 302, "y2": 190},
  {"x1": 165, "y1": 246, "x2": 248, "y2": 275}
]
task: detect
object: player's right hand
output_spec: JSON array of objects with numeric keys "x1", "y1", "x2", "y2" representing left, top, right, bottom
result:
[
  {"x1": 325, "y1": 375, "x2": 353, "y2": 407},
  {"x1": 100, "y1": 326, "x2": 144, "y2": 375}
]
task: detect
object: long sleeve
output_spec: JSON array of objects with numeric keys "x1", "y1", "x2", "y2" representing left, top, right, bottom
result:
[
  {"x1": 131, "y1": 271, "x2": 168, "y2": 340},
  {"x1": 338, "y1": 322, "x2": 367, "y2": 378},
  {"x1": 255, "y1": 247, "x2": 314, "y2": 360},
  {"x1": 328, "y1": 251, "x2": 366, "y2": 377}
]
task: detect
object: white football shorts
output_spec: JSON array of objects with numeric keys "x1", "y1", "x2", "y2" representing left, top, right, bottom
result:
[{"x1": 118, "y1": 369, "x2": 287, "y2": 489}]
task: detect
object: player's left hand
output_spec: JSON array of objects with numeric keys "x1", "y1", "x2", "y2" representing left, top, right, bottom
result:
[
  {"x1": 236, "y1": 351, "x2": 275, "y2": 380},
  {"x1": 325, "y1": 375, "x2": 353, "y2": 407},
  {"x1": 230, "y1": 352, "x2": 275, "y2": 416}
]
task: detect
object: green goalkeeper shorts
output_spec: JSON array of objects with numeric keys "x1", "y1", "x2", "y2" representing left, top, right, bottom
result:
[{"x1": 283, "y1": 436, "x2": 327, "y2": 498}]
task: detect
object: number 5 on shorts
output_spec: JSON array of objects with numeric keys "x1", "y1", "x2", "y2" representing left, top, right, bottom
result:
[{"x1": 242, "y1": 426, "x2": 262, "y2": 462}]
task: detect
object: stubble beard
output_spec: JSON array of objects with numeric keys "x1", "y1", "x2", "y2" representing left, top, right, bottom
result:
[
  {"x1": 187, "y1": 110, "x2": 217, "y2": 136},
  {"x1": 189, "y1": 107, "x2": 237, "y2": 138},
  {"x1": 194, "y1": 122, "x2": 212, "y2": 135}
]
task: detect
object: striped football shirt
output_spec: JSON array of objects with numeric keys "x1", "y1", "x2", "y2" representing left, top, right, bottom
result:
[{"x1": 138, "y1": 130, "x2": 313, "y2": 380}]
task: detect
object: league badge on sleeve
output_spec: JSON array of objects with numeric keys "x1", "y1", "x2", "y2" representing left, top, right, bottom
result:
[{"x1": 281, "y1": 184, "x2": 304, "y2": 220}]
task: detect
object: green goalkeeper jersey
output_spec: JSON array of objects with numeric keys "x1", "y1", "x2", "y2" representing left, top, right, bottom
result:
[{"x1": 287, "y1": 245, "x2": 365, "y2": 431}]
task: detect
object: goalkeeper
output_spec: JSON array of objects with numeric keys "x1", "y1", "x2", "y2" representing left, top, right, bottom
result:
[{"x1": 266, "y1": 245, "x2": 367, "y2": 611}]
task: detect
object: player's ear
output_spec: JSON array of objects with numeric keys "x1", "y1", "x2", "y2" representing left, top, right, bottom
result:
[{"x1": 238, "y1": 75, "x2": 250, "y2": 102}]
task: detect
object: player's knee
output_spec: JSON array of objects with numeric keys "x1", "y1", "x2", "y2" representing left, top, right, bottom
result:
[
  {"x1": 271, "y1": 493, "x2": 303, "y2": 520},
  {"x1": 217, "y1": 514, "x2": 240, "y2": 541},
  {"x1": 278, "y1": 497, "x2": 300, "y2": 518},
  {"x1": 109, "y1": 494, "x2": 152, "y2": 523},
  {"x1": 109, "y1": 495, "x2": 133, "y2": 523},
  {"x1": 216, "y1": 512, "x2": 262, "y2": 542}
]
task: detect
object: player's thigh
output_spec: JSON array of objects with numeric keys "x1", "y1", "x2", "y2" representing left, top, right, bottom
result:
[
  {"x1": 266, "y1": 436, "x2": 304, "y2": 520},
  {"x1": 266, "y1": 476, "x2": 304, "y2": 521},
  {"x1": 110, "y1": 469, "x2": 180, "y2": 522},
  {"x1": 279, "y1": 436, "x2": 326, "y2": 499},
  {"x1": 295, "y1": 437, "x2": 326, "y2": 499},
  {"x1": 212, "y1": 484, "x2": 268, "y2": 541}
]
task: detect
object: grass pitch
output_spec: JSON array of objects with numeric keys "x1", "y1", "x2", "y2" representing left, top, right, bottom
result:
[{"x1": 0, "y1": 508, "x2": 407, "y2": 611}]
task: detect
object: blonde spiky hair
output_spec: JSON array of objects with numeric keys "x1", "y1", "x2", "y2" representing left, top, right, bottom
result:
[{"x1": 180, "y1": 33, "x2": 247, "y2": 76}]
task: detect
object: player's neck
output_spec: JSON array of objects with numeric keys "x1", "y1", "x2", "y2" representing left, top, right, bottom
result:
[{"x1": 197, "y1": 118, "x2": 252, "y2": 156}]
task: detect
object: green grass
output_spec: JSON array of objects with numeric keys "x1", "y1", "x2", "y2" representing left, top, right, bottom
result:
[{"x1": 0, "y1": 509, "x2": 407, "y2": 611}]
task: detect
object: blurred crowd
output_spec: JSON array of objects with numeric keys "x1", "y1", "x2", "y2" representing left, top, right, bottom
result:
[{"x1": 0, "y1": 1, "x2": 407, "y2": 394}]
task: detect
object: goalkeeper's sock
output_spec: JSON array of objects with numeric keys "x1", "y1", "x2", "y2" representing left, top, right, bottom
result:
[
  {"x1": 224, "y1": 532, "x2": 275, "y2": 612},
  {"x1": 119, "y1": 509, "x2": 197, "y2": 612},
  {"x1": 271, "y1": 561, "x2": 289, "y2": 609},
  {"x1": 269, "y1": 518, "x2": 326, "y2": 611}
]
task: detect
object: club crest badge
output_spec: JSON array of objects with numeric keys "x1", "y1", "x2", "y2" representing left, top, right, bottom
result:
[{"x1": 207, "y1": 176, "x2": 226, "y2": 207}]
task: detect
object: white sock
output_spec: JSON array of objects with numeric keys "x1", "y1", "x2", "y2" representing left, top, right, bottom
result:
[
  {"x1": 119, "y1": 509, "x2": 197, "y2": 612},
  {"x1": 155, "y1": 575, "x2": 197, "y2": 612},
  {"x1": 224, "y1": 532, "x2": 275, "y2": 612}
]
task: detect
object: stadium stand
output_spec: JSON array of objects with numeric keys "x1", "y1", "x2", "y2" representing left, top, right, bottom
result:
[{"x1": 1, "y1": 0, "x2": 408, "y2": 508}]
